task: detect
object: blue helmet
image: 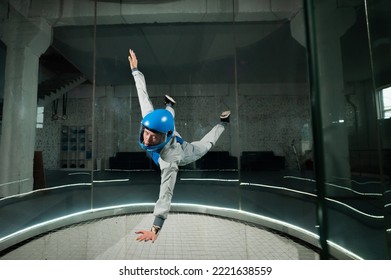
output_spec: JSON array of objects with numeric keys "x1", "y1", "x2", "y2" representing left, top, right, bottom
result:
[{"x1": 139, "y1": 109, "x2": 175, "y2": 152}]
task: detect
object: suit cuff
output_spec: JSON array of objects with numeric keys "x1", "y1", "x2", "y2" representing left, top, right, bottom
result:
[{"x1": 153, "y1": 216, "x2": 165, "y2": 228}]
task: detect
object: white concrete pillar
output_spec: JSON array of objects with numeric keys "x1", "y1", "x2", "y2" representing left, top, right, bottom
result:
[{"x1": 0, "y1": 16, "x2": 51, "y2": 197}]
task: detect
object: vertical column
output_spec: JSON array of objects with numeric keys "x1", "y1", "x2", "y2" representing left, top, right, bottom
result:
[
  {"x1": 314, "y1": 4, "x2": 356, "y2": 189},
  {"x1": 0, "y1": 17, "x2": 51, "y2": 197},
  {"x1": 291, "y1": 4, "x2": 356, "y2": 190},
  {"x1": 103, "y1": 85, "x2": 115, "y2": 168}
]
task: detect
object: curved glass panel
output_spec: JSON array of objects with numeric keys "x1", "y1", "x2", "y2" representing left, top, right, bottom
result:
[
  {"x1": 91, "y1": 1, "x2": 240, "y2": 217},
  {"x1": 235, "y1": 0, "x2": 317, "y2": 249},
  {"x1": 0, "y1": 0, "x2": 94, "y2": 243},
  {"x1": 305, "y1": 0, "x2": 390, "y2": 259},
  {"x1": 365, "y1": 0, "x2": 391, "y2": 258},
  {"x1": 1, "y1": 0, "x2": 390, "y2": 260}
]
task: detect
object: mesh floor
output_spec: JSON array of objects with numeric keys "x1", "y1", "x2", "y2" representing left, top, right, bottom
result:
[{"x1": 0, "y1": 213, "x2": 319, "y2": 260}]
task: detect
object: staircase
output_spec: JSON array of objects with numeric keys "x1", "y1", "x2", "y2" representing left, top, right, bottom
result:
[
  {"x1": 37, "y1": 73, "x2": 87, "y2": 106},
  {"x1": 37, "y1": 46, "x2": 87, "y2": 106}
]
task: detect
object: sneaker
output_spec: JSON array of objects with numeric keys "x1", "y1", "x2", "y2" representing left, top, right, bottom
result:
[
  {"x1": 164, "y1": 95, "x2": 176, "y2": 106},
  {"x1": 220, "y1": 110, "x2": 231, "y2": 123}
]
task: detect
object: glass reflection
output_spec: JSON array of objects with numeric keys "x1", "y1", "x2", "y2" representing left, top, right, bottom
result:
[
  {"x1": 0, "y1": 0, "x2": 94, "y2": 242},
  {"x1": 235, "y1": 0, "x2": 319, "y2": 247},
  {"x1": 305, "y1": 0, "x2": 390, "y2": 259},
  {"x1": 0, "y1": 4, "x2": 51, "y2": 197},
  {"x1": 365, "y1": 0, "x2": 391, "y2": 258}
]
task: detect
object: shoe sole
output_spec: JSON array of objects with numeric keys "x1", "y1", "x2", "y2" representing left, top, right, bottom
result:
[
  {"x1": 220, "y1": 111, "x2": 231, "y2": 119},
  {"x1": 165, "y1": 95, "x2": 176, "y2": 104}
]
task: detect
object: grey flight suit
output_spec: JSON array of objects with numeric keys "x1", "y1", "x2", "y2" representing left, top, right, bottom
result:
[{"x1": 132, "y1": 69, "x2": 226, "y2": 228}]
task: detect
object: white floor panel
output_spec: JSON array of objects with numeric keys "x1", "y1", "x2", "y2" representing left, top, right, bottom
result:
[{"x1": 1, "y1": 213, "x2": 319, "y2": 260}]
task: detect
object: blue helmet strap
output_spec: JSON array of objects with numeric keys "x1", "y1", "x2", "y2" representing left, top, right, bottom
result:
[{"x1": 149, "y1": 150, "x2": 161, "y2": 166}]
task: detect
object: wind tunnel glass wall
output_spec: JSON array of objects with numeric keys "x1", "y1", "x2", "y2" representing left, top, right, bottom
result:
[
  {"x1": 365, "y1": 0, "x2": 391, "y2": 258},
  {"x1": 305, "y1": 0, "x2": 391, "y2": 259},
  {"x1": 0, "y1": 0, "x2": 329, "y2": 257},
  {"x1": 1, "y1": 0, "x2": 390, "y2": 260},
  {"x1": 235, "y1": 9, "x2": 317, "y2": 239},
  {"x1": 0, "y1": 0, "x2": 94, "y2": 245},
  {"x1": 90, "y1": 0, "x2": 319, "y2": 241},
  {"x1": 90, "y1": 0, "x2": 321, "y2": 255},
  {"x1": 88, "y1": 2, "x2": 239, "y2": 211}
]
